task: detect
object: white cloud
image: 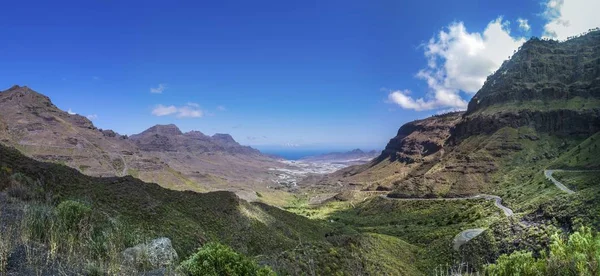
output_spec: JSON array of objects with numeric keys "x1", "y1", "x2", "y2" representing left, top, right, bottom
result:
[
  {"x1": 388, "y1": 18, "x2": 525, "y2": 111},
  {"x1": 67, "y1": 109, "x2": 76, "y2": 115},
  {"x1": 176, "y1": 105, "x2": 203, "y2": 118},
  {"x1": 517, "y1": 18, "x2": 530, "y2": 31},
  {"x1": 387, "y1": 90, "x2": 439, "y2": 111},
  {"x1": 150, "y1": 83, "x2": 167, "y2": 94},
  {"x1": 543, "y1": 0, "x2": 600, "y2": 40},
  {"x1": 217, "y1": 105, "x2": 227, "y2": 111},
  {"x1": 86, "y1": 114, "x2": 98, "y2": 120},
  {"x1": 151, "y1": 104, "x2": 178, "y2": 116},
  {"x1": 151, "y1": 103, "x2": 203, "y2": 118}
]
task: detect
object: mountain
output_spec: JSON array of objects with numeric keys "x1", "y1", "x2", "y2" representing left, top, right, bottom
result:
[
  {"x1": 308, "y1": 30, "x2": 600, "y2": 197},
  {"x1": 0, "y1": 85, "x2": 282, "y2": 196},
  {"x1": 130, "y1": 125, "x2": 261, "y2": 155},
  {"x1": 299, "y1": 148, "x2": 379, "y2": 164},
  {"x1": 293, "y1": 30, "x2": 600, "y2": 274},
  {"x1": 0, "y1": 85, "x2": 140, "y2": 177}
]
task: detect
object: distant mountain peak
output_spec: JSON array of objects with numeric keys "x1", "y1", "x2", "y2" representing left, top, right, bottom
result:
[
  {"x1": 184, "y1": 130, "x2": 208, "y2": 138},
  {"x1": 349, "y1": 149, "x2": 364, "y2": 154},
  {"x1": 212, "y1": 133, "x2": 236, "y2": 143},
  {"x1": 143, "y1": 124, "x2": 183, "y2": 136}
]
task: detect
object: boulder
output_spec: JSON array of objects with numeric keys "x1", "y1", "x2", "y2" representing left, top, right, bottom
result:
[{"x1": 122, "y1": 237, "x2": 179, "y2": 270}]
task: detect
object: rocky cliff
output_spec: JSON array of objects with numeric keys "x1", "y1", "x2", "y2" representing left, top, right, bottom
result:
[
  {"x1": 454, "y1": 31, "x2": 600, "y2": 141},
  {"x1": 378, "y1": 112, "x2": 463, "y2": 164},
  {"x1": 311, "y1": 30, "x2": 600, "y2": 197}
]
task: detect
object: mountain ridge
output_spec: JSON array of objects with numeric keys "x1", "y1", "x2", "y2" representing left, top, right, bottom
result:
[
  {"x1": 306, "y1": 30, "x2": 600, "y2": 197},
  {"x1": 0, "y1": 85, "x2": 282, "y2": 195}
]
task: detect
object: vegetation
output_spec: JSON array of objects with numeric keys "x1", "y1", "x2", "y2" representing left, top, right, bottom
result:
[
  {"x1": 179, "y1": 242, "x2": 275, "y2": 276},
  {"x1": 486, "y1": 227, "x2": 600, "y2": 276}
]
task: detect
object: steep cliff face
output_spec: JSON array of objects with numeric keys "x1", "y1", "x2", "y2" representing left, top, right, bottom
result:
[
  {"x1": 307, "y1": 112, "x2": 464, "y2": 192},
  {"x1": 469, "y1": 31, "x2": 600, "y2": 113},
  {"x1": 379, "y1": 112, "x2": 463, "y2": 164},
  {"x1": 454, "y1": 31, "x2": 600, "y2": 141}
]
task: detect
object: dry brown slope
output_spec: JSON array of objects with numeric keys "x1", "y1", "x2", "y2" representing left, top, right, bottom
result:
[{"x1": 0, "y1": 85, "x2": 283, "y2": 195}]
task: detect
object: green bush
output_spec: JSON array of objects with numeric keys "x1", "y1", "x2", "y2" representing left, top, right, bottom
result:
[
  {"x1": 55, "y1": 200, "x2": 92, "y2": 232},
  {"x1": 179, "y1": 242, "x2": 275, "y2": 276},
  {"x1": 486, "y1": 227, "x2": 600, "y2": 276},
  {"x1": 23, "y1": 203, "x2": 54, "y2": 242}
]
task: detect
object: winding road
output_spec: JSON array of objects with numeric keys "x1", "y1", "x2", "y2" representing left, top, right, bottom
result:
[
  {"x1": 381, "y1": 169, "x2": 596, "y2": 250},
  {"x1": 542, "y1": 169, "x2": 600, "y2": 194},
  {"x1": 379, "y1": 193, "x2": 515, "y2": 250},
  {"x1": 452, "y1": 169, "x2": 597, "y2": 250},
  {"x1": 379, "y1": 193, "x2": 513, "y2": 216},
  {"x1": 544, "y1": 170, "x2": 575, "y2": 194}
]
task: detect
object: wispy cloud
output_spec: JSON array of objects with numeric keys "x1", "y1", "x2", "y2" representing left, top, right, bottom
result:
[
  {"x1": 86, "y1": 114, "x2": 98, "y2": 120},
  {"x1": 92, "y1": 76, "x2": 101, "y2": 80},
  {"x1": 517, "y1": 18, "x2": 530, "y2": 31},
  {"x1": 151, "y1": 103, "x2": 203, "y2": 118},
  {"x1": 150, "y1": 83, "x2": 167, "y2": 94},
  {"x1": 67, "y1": 109, "x2": 76, "y2": 115},
  {"x1": 217, "y1": 105, "x2": 227, "y2": 111}
]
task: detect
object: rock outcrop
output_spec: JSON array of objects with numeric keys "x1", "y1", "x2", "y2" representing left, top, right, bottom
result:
[{"x1": 379, "y1": 112, "x2": 463, "y2": 164}]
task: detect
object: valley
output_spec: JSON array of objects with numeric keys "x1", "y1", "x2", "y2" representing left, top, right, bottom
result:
[{"x1": 0, "y1": 18, "x2": 599, "y2": 276}]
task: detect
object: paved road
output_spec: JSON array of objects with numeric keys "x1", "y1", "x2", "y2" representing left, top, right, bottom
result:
[
  {"x1": 379, "y1": 193, "x2": 515, "y2": 250},
  {"x1": 472, "y1": 194, "x2": 514, "y2": 216},
  {"x1": 380, "y1": 194, "x2": 514, "y2": 217},
  {"x1": 544, "y1": 170, "x2": 576, "y2": 194},
  {"x1": 453, "y1": 228, "x2": 485, "y2": 251}
]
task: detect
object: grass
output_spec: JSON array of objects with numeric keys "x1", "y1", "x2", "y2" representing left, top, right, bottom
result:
[
  {"x1": 2, "y1": 123, "x2": 599, "y2": 274},
  {"x1": 282, "y1": 192, "x2": 503, "y2": 273},
  {"x1": 552, "y1": 171, "x2": 600, "y2": 191},
  {"x1": 549, "y1": 132, "x2": 600, "y2": 169},
  {"x1": 1, "y1": 144, "x2": 432, "y2": 274}
]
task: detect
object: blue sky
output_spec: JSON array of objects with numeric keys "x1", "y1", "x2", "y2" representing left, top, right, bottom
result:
[{"x1": 1, "y1": 0, "x2": 598, "y2": 151}]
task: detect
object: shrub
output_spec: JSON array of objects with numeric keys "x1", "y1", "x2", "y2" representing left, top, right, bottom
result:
[
  {"x1": 178, "y1": 242, "x2": 275, "y2": 276},
  {"x1": 485, "y1": 226, "x2": 600, "y2": 276},
  {"x1": 23, "y1": 203, "x2": 54, "y2": 242},
  {"x1": 55, "y1": 200, "x2": 92, "y2": 232}
]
